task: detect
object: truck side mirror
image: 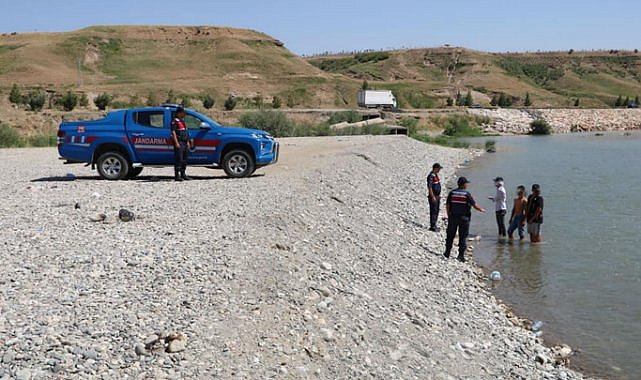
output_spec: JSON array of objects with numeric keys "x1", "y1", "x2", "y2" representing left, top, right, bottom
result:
[{"x1": 199, "y1": 122, "x2": 211, "y2": 130}]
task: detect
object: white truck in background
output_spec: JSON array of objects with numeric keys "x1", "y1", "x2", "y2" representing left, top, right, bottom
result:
[{"x1": 357, "y1": 90, "x2": 397, "y2": 109}]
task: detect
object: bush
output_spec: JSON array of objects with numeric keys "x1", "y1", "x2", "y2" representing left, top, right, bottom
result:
[
  {"x1": 0, "y1": 122, "x2": 24, "y2": 147},
  {"x1": 224, "y1": 95, "x2": 237, "y2": 111},
  {"x1": 239, "y1": 110, "x2": 292, "y2": 137},
  {"x1": 399, "y1": 117, "x2": 419, "y2": 136},
  {"x1": 328, "y1": 110, "x2": 361, "y2": 125},
  {"x1": 271, "y1": 95, "x2": 281, "y2": 109},
  {"x1": 485, "y1": 140, "x2": 496, "y2": 152},
  {"x1": 524, "y1": 92, "x2": 532, "y2": 107},
  {"x1": 94, "y1": 93, "x2": 112, "y2": 110},
  {"x1": 79, "y1": 93, "x2": 89, "y2": 107},
  {"x1": 442, "y1": 115, "x2": 485, "y2": 137},
  {"x1": 180, "y1": 97, "x2": 192, "y2": 108},
  {"x1": 27, "y1": 91, "x2": 46, "y2": 112},
  {"x1": 166, "y1": 89, "x2": 176, "y2": 104},
  {"x1": 61, "y1": 91, "x2": 78, "y2": 111},
  {"x1": 202, "y1": 94, "x2": 215, "y2": 109},
  {"x1": 146, "y1": 92, "x2": 158, "y2": 106},
  {"x1": 9, "y1": 84, "x2": 23, "y2": 104},
  {"x1": 28, "y1": 135, "x2": 56, "y2": 147},
  {"x1": 529, "y1": 119, "x2": 552, "y2": 135}
]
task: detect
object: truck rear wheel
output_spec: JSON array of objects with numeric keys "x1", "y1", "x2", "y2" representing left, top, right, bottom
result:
[
  {"x1": 97, "y1": 152, "x2": 130, "y2": 180},
  {"x1": 222, "y1": 149, "x2": 255, "y2": 178}
]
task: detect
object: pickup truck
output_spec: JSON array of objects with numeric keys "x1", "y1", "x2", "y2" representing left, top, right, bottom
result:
[{"x1": 57, "y1": 104, "x2": 279, "y2": 179}]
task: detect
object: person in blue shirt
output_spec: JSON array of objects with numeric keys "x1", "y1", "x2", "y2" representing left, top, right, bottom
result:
[
  {"x1": 427, "y1": 163, "x2": 443, "y2": 232},
  {"x1": 444, "y1": 177, "x2": 485, "y2": 262}
]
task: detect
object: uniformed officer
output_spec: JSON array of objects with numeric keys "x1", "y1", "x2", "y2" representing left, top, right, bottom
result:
[
  {"x1": 427, "y1": 162, "x2": 443, "y2": 232},
  {"x1": 444, "y1": 177, "x2": 485, "y2": 262},
  {"x1": 170, "y1": 106, "x2": 192, "y2": 181}
]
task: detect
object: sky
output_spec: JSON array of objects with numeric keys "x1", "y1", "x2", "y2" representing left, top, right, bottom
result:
[{"x1": 1, "y1": 0, "x2": 640, "y2": 56}]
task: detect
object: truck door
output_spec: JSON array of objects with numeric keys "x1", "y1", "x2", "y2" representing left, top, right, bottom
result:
[
  {"x1": 126, "y1": 110, "x2": 174, "y2": 164},
  {"x1": 173, "y1": 110, "x2": 220, "y2": 165}
]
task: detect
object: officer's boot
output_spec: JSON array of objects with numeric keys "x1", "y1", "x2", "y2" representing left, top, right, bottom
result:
[
  {"x1": 175, "y1": 170, "x2": 183, "y2": 182},
  {"x1": 181, "y1": 171, "x2": 191, "y2": 181}
]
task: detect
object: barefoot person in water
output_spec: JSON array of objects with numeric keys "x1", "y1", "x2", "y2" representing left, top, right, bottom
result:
[{"x1": 526, "y1": 184, "x2": 544, "y2": 243}]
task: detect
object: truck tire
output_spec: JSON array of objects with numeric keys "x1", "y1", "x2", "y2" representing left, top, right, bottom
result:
[
  {"x1": 222, "y1": 149, "x2": 255, "y2": 178},
  {"x1": 97, "y1": 152, "x2": 130, "y2": 180},
  {"x1": 127, "y1": 167, "x2": 144, "y2": 179}
]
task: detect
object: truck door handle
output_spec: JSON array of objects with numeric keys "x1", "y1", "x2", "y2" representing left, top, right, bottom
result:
[{"x1": 131, "y1": 133, "x2": 144, "y2": 137}]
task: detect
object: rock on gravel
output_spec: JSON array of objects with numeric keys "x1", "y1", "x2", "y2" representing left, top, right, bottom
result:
[{"x1": 0, "y1": 136, "x2": 589, "y2": 379}]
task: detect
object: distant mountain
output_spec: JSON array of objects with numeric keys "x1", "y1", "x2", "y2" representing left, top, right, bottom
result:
[{"x1": 1, "y1": 26, "x2": 640, "y2": 109}]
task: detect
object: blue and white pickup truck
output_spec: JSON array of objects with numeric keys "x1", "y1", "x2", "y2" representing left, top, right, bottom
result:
[{"x1": 57, "y1": 104, "x2": 279, "y2": 179}]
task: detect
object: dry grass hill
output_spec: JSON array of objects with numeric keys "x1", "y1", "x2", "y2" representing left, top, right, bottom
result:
[{"x1": 1, "y1": 25, "x2": 641, "y2": 134}]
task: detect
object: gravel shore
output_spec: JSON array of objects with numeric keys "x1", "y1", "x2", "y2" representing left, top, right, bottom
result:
[{"x1": 0, "y1": 136, "x2": 589, "y2": 379}]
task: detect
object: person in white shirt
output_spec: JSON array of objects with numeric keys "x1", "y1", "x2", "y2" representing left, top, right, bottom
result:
[{"x1": 488, "y1": 177, "x2": 507, "y2": 239}]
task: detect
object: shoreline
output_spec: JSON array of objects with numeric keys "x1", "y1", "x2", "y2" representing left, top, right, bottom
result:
[{"x1": 0, "y1": 136, "x2": 592, "y2": 378}]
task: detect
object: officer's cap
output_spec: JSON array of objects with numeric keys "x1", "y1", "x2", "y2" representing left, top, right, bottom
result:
[{"x1": 457, "y1": 177, "x2": 470, "y2": 185}]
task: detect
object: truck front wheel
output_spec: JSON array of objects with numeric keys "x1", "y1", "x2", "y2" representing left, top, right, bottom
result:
[
  {"x1": 97, "y1": 152, "x2": 130, "y2": 180},
  {"x1": 222, "y1": 149, "x2": 255, "y2": 178}
]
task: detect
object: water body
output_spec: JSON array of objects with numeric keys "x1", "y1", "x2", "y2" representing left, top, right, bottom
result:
[{"x1": 458, "y1": 132, "x2": 641, "y2": 379}]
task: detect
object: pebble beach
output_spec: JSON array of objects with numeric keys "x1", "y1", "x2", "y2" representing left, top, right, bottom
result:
[{"x1": 0, "y1": 136, "x2": 590, "y2": 379}]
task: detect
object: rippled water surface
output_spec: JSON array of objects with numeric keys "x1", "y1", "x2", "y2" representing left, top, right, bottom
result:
[{"x1": 458, "y1": 132, "x2": 641, "y2": 379}]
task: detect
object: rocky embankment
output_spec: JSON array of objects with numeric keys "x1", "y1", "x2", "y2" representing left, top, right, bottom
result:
[
  {"x1": 468, "y1": 108, "x2": 641, "y2": 134},
  {"x1": 0, "y1": 136, "x2": 590, "y2": 379}
]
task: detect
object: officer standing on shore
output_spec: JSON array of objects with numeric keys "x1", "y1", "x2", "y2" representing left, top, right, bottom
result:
[
  {"x1": 427, "y1": 162, "x2": 443, "y2": 232},
  {"x1": 444, "y1": 177, "x2": 485, "y2": 262},
  {"x1": 171, "y1": 106, "x2": 192, "y2": 182}
]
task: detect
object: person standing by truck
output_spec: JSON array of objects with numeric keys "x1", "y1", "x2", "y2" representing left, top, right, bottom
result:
[
  {"x1": 427, "y1": 163, "x2": 443, "y2": 232},
  {"x1": 444, "y1": 177, "x2": 486, "y2": 262},
  {"x1": 171, "y1": 106, "x2": 192, "y2": 181}
]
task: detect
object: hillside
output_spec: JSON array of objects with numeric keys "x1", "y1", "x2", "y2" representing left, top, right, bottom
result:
[{"x1": 1, "y1": 26, "x2": 640, "y2": 114}]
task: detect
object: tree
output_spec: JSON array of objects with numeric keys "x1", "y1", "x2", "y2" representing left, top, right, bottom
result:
[
  {"x1": 27, "y1": 91, "x2": 46, "y2": 112},
  {"x1": 446, "y1": 98, "x2": 454, "y2": 106},
  {"x1": 361, "y1": 80, "x2": 369, "y2": 90},
  {"x1": 94, "y1": 93, "x2": 112, "y2": 110},
  {"x1": 574, "y1": 98, "x2": 580, "y2": 107},
  {"x1": 524, "y1": 92, "x2": 532, "y2": 107},
  {"x1": 615, "y1": 95, "x2": 622, "y2": 107},
  {"x1": 464, "y1": 90, "x2": 473, "y2": 107},
  {"x1": 455, "y1": 91, "x2": 463, "y2": 106},
  {"x1": 202, "y1": 94, "x2": 215, "y2": 109},
  {"x1": 624, "y1": 96, "x2": 630, "y2": 107},
  {"x1": 9, "y1": 84, "x2": 22, "y2": 104},
  {"x1": 224, "y1": 95, "x2": 237, "y2": 111},
  {"x1": 490, "y1": 95, "x2": 498, "y2": 106},
  {"x1": 61, "y1": 91, "x2": 78, "y2": 111},
  {"x1": 272, "y1": 95, "x2": 281, "y2": 109},
  {"x1": 497, "y1": 93, "x2": 507, "y2": 107},
  {"x1": 253, "y1": 94, "x2": 263, "y2": 109}
]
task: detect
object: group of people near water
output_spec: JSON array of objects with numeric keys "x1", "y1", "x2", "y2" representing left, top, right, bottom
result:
[{"x1": 426, "y1": 163, "x2": 544, "y2": 262}]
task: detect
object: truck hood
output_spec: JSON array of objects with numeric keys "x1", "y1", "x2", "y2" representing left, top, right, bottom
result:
[{"x1": 219, "y1": 126, "x2": 270, "y2": 136}]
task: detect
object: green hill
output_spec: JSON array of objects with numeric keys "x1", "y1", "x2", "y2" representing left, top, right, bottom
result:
[{"x1": 1, "y1": 26, "x2": 640, "y2": 110}]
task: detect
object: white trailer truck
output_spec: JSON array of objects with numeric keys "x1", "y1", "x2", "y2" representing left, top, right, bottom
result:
[{"x1": 357, "y1": 90, "x2": 397, "y2": 109}]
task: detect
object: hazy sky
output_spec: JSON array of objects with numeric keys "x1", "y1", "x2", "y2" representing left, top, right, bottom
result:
[{"x1": 1, "y1": 0, "x2": 639, "y2": 55}]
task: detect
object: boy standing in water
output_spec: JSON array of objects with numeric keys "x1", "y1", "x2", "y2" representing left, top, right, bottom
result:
[
  {"x1": 526, "y1": 184, "x2": 544, "y2": 243},
  {"x1": 489, "y1": 177, "x2": 507, "y2": 239},
  {"x1": 507, "y1": 186, "x2": 528, "y2": 241}
]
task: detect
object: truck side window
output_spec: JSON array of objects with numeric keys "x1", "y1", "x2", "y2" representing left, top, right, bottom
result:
[
  {"x1": 133, "y1": 111, "x2": 165, "y2": 128},
  {"x1": 171, "y1": 112, "x2": 206, "y2": 129}
]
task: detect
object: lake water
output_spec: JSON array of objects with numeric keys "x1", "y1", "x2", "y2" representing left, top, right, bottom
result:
[{"x1": 458, "y1": 132, "x2": 641, "y2": 379}]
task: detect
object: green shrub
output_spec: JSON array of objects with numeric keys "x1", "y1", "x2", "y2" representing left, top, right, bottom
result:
[
  {"x1": 328, "y1": 110, "x2": 361, "y2": 125},
  {"x1": 0, "y1": 122, "x2": 24, "y2": 147},
  {"x1": 61, "y1": 91, "x2": 78, "y2": 111},
  {"x1": 166, "y1": 89, "x2": 176, "y2": 104},
  {"x1": 28, "y1": 135, "x2": 56, "y2": 147},
  {"x1": 26, "y1": 91, "x2": 46, "y2": 112},
  {"x1": 399, "y1": 117, "x2": 419, "y2": 136},
  {"x1": 181, "y1": 97, "x2": 192, "y2": 108},
  {"x1": 239, "y1": 110, "x2": 292, "y2": 137},
  {"x1": 443, "y1": 115, "x2": 485, "y2": 137},
  {"x1": 202, "y1": 94, "x2": 215, "y2": 109},
  {"x1": 79, "y1": 93, "x2": 89, "y2": 107},
  {"x1": 94, "y1": 93, "x2": 112, "y2": 110},
  {"x1": 529, "y1": 119, "x2": 552, "y2": 135},
  {"x1": 9, "y1": 84, "x2": 23, "y2": 104},
  {"x1": 271, "y1": 95, "x2": 281, "y2": 109},
  {"x1": 224, "y1": 95, "x2": 237, "y2": 111},
  {"x1": 146, "y1": 92, "x2": 158, "y2": 106},
  {"x1": 411, "y1": 133, "x2": 470, "y2": 148},
  {"x1": 485, "y1": 140, "x2": 496, "y2": 152}
]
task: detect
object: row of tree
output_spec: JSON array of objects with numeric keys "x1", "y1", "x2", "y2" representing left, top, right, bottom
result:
[{"x1": 614, "y1": 95, "x2": 640, "y2": 107}]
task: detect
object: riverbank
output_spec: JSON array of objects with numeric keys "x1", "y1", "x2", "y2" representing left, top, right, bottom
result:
[
  {"x1": 0, "y1": 136, "x2": 591, "y2": 379},
  {"x1": 468, "y1": 108, "x2": 641, "y2": 134}
]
